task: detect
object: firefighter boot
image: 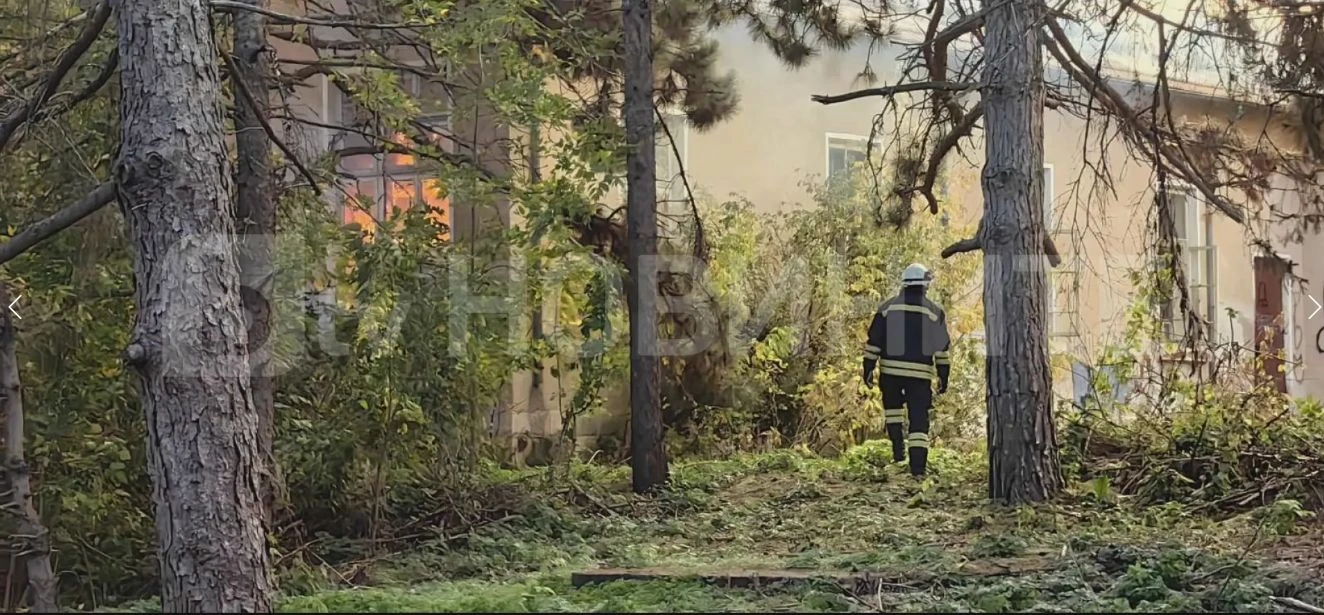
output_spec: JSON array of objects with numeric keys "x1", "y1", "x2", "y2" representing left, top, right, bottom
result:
[
  {"x1": 882, "y1": 398, "x2": 907, "y2": 463},
  {"x1": 908, "y1": 432, "x2": 930, "y2": 477},
  {"x1": 886, "y1": 421, "x2": 906, "y2": 462}
]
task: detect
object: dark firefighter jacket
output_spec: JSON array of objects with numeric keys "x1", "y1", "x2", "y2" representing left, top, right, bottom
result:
[{"x1": 863, "y1": 288, "x2": 952, "y2": 385}]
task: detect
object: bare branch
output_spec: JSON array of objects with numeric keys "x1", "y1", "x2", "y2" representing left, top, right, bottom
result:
[
  {"x1": 930, "y1": 6, "x2": 988, "y2": 49},
  {"x1": 33, "y1": 47, "x2": 117, "y2": 122},
  {"x1": 0, "y1": 8, "x2": 94, "y2": 66},
  {"x1": 0, "y1": 1, "x2": 111, "y2": 152},
  {"x1": 910, "y1": 101, "x2": 984, "y2": 214},
  {"x1": 220, "y1": 52, "x2": 322, "y2": 195},
  {"x1": 1043, "y1": 18, "x2": 1246, "y2": 225},
  {"x1": 210, "y1": 0, "x2": 430, "y2": 30},
  {"x1": 655, "y1": 106, "x2": 706, "y2": 262},
  {"x1": 811, "y1": 81, "x2": 977, "y2": 105},
  {"x1": 0, "y1": 182, "x2": 116, "y2": 266}
]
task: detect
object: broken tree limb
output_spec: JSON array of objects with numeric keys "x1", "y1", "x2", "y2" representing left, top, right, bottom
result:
[
  {"x1": 0, "y1": 182, "x2": 116, "y2": 267},
  {"x1": 942, "y1": 236, "x2": 982, "y2": 259},
  {"x1": 0, "y1": 285, "x2": 58, "y2": 613},
  {"x1": 811, "y1": 81, "x2": 978, "y2": 106},
  {"x1": 0, "y1": 0, "x2": 112, "y2": 152},
  {"x1": 940, "y1": 230, "x2": 1062, "y2": 268}
]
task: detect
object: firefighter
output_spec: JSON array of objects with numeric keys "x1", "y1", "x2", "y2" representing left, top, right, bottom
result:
[{"x1": 862, "y1": 263, "x2": 952, "y2": 477}]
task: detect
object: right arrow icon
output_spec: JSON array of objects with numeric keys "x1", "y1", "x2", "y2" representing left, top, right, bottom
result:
[{"x1": 1310, "y1": 293, "x2": 1322, "y2": 320}]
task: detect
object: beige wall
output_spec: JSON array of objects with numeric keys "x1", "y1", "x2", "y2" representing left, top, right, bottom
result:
[
  {"x1": 676, "y1": 25, "x2": 1324, "y2": 402},
  {"x1": 679, "y1": 27, "x2": 913, "y2": 211}
]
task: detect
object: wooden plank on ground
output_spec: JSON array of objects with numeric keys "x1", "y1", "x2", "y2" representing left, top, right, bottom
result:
[
  {"x1": 571, "y1": 567, "x2": 919, "y2": 594},
  {"x1": 571, "y1": 557, "x2": 1061, "y2": 593}
]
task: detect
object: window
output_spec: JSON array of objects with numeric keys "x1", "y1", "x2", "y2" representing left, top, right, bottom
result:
[
  {"x1": 334, "y1": 70, "x2": 453, "y2": 239},
  {"x1": 826, "y1": 134, "x2": 871, "y2": 184},
  {"x1": 1157, "y1": 187, "x2": 1217, "y2": 340},
  {"x1": 655, "y1": 112, "x2": 688, "y2": 213},
  {"x1": 336, "y1": 71, "x2": 452, "y2": 149},
  {"x1": 1044, "y1": 164, "x2": 1078, "y2": 336}
]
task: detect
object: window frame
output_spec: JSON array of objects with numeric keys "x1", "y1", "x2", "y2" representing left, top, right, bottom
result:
[
  {"x1": 824, "y1": 132, "x2": 875, "y2": 182},
  {"x1": 1157, "y1": 183, "x2": 1217, "y2": 341},
  {"x1": 1043, "y1": 164, "x2": 1078, "y2": 337},
  {"x1": 655, "y1": 111, "x2": 689, "y2": 211},
  {"x1": 331, "y1": 66, "x2": 454, "y2": 236}
]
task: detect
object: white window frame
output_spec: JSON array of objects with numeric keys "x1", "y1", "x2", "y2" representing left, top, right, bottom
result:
[
  {"x1": 655, "y1": 111, "x2": 689, "y2": 212},
  {"x1": 1043, "y1": 164, "x2": 1078, "y2": 337},
  {"x1": 824, "y1": 133, "x2": 874, "y2": 181},
  {"x1": 1158, "y1": 183, "x2": 1217, "y2": 341},
  {"x1": 1043, "y1": 164, "x2": 1056, "y2": 234}
]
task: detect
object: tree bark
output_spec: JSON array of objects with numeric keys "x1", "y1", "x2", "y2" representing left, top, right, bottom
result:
[
  {"x1": 112, "y1": 0, "x2": 274, "y2": 610},
  {"x1": 979, "y1": 0, "x2": 1064, "y2": 504},
  {"x1": 232, "y1": 0, "x2": 280, "y2": 526},
  {"x1": 623, "y1": 0, "x2": 668, "y2": 493},
  {"x1": 0, "y1": 286, "x2": 58, "y2": 613}
]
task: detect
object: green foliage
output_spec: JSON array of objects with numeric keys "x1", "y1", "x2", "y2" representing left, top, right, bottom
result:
[
  {"x1": 103, "y1": 449, "x2": 1318, "y2": 614},
  {"x1": 1060, "y1": 274, "x2": 1324, "y2": 515},
  {"x1": 665, "y1": 169, "x2": 985, "y2": 457}
]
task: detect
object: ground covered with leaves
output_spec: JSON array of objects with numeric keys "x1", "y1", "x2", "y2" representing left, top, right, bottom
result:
[{"x1": 108, "y1": 444, "x2": 1324, "y2": 613}]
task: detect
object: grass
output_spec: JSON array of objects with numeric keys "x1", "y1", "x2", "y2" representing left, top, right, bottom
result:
[{"x1": 105, "y1": 443, "x2": 1324, "y2": 613}]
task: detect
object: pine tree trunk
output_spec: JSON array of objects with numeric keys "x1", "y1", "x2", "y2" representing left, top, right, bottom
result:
[
  {"x1": 979, "y1": 0, "x2": 1064, "y2": 504},
  {"x1": 113, "y1": 0, "x2": 274, "y2": 610},
  {"x1": 0, "y1": 286, "x2": 58, "y2": 613},
  {"x1": 623, "y1": 0, "x2": 669, "y2": 493},
  {"x1": 232, "y1": 0, "x2": 280, "y2": 525}
]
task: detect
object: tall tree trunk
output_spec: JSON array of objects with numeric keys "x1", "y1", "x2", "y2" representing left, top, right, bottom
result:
[
  {"x1": 0, "y1": 286, "x2": 58, "y2": 613},
  {"x1": 623, "y1": 0, "x2": 668, "y2": 493},
  {"x1": 113, "y1": 0, "x2": 274, "y2": 610},
  {"x1": 232, "y1": 0, "x2": 280, "y2": 525},
  {"x1": 979, "y1": 0, "x2": 1064, "y2": 504}
]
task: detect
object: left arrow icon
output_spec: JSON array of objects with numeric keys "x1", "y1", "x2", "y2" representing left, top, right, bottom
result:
[{"x1": 8, "y1": 295, "x2": 20, "y2": 319}]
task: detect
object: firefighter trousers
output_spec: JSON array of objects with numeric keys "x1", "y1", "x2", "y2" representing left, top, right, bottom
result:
[{"x1": 879, "y1": 374, "x2": 932, "y2": 476}]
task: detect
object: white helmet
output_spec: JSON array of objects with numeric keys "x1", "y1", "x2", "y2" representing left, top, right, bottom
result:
[{"x1": 901, "y1": 263, "x2": 933, "y2": 287}]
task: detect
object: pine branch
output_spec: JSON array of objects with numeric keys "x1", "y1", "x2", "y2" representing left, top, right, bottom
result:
[
  {"x1": 0, "y1": 182, "x2": 116, "y2": 266},
  {"x1": 810, "y1": 81, "x2": 978, "y2": 105},
  {"x1": 0, "y1": 0, "x2": 111, "y2": 152}
]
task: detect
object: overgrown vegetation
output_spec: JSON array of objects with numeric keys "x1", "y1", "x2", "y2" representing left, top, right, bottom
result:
[
  {"x1": 4, "y1": 0, "x2": 1324, "y2": 611},
  {"x1": 101, "y1": 445, "x2": 1324, "y2": 613}
]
